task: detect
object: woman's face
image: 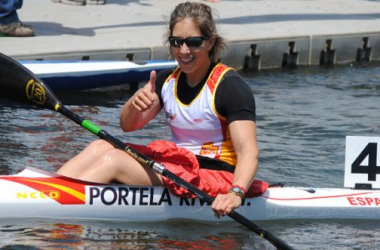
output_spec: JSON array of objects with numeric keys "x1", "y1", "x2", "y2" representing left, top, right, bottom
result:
[{"x1": 171, "y1": 18, "x2": 214, "y2": 78}]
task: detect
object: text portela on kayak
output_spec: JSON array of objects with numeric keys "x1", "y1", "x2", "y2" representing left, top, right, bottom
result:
[{"x1": 88, "y1": 187, "x2": 255, "y2": 206}]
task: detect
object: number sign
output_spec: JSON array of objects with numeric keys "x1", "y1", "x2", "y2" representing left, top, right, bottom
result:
[{"x1": 345, "y1": 136, "x2": 380, "y2": 188}]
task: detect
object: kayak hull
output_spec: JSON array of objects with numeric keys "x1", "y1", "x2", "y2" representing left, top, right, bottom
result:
[
  {"x1": 1, "y1": 167, "x2": 379, "y2": 222},
  {"x1": 20, "y1": 60, "x2": 178, "y2": 91}
]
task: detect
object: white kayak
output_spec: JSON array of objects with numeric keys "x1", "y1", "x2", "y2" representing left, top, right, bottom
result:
[
  {"x1": 1, "y1": 167, "x2": 379, "y2": 222},
  {"x1": 20, "y1": 60, "x2": 178, "y2": 92}
]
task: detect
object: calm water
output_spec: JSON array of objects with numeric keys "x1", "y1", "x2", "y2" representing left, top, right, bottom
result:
[{"x1": 0, "y1": 62, "x2": 379, "y2": 249}]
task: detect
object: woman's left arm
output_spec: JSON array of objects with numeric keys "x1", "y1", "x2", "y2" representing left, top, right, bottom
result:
[
  {"x1": 211, "y1": 120, "x2": 259, "y2": 217},
  {"x1": 230, "y1": 120, "x2": 259, "y2": 192}
]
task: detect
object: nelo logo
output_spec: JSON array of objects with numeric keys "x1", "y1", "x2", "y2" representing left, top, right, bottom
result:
[
  {"x1": 17, "y1": 190, "x2": 60, "y2": 200},
  {"x1": 26, "y1": 79, "x2": 46, "y2": 105}
]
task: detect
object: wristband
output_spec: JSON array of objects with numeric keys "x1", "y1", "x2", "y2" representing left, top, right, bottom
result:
[
  {"x1": 228, "y1": 185, "x2": 245, "y2": 199},
  {"x1": 232, "y1": 184, "x2": 246, "y2": 194}
]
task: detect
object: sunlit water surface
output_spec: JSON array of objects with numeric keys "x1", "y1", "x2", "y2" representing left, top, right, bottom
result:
[{"x1": 0, "y1": 63, "x2": 379, "y2": 249}]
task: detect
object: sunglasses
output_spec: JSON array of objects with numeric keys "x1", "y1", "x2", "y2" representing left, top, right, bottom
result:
[{"x1": 168, "y1": 36, "x2": 209, "y2": 48}]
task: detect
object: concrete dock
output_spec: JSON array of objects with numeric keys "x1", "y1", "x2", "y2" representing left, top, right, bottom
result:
[{"x1": 1, "y1": 0, "x2": 380, "y2": 70}]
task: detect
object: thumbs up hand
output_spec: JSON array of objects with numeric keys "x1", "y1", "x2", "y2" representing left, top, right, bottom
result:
[
  {"x1": 131, "y1": 71, "x2": 157, "y2": 112},
  {"x1": 120, "y1": 71, "x2": 161, "y2": 132}
]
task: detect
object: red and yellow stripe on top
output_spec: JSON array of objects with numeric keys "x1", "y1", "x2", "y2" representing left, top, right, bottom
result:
[
  {"x1": 162, "y1": 63, "x2": 237, "y2": 166},
  {"x1": 2, "y1": 176, "x2": 86, "y2": 204}
]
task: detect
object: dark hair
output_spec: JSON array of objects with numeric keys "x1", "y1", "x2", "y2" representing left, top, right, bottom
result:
[{"x1": 164, "y1": 2, "x2": 227, "y2": 63}]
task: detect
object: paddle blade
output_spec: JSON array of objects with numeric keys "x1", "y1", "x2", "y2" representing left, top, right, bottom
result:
[{"x1": 0, "y1": 53, "x2": 61, "y2": 111}]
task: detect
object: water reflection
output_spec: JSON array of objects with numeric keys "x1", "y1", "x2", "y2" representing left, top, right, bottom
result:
[{"x1": 0, "y1": 220, "x2": 273, "y2": 249}]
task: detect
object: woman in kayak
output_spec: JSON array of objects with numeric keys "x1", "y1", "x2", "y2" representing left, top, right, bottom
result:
[{"x1": 57, "y1": 1, "x2": 268, "y2": 218}]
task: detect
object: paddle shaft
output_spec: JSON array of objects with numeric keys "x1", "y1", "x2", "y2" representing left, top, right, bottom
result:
[{"x1": 58, "y1": 106, "x2": 293, "y2": 250}]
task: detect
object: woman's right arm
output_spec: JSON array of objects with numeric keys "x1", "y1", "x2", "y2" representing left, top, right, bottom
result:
[{"x1": 120, "y1": 71, "x2": 161, "y2": 132}]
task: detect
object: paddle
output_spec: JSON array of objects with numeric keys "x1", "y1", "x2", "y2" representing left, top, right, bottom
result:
[{"x1": 0, "y1": 53, "x2": 294, "y2": 250}]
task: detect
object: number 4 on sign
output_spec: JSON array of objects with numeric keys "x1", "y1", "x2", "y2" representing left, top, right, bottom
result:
[
  {"x1": 352, "y1": 143, "x2": 379, "y2": 181},
  {"x1": 345, "y1": 136, "x2": 380, "y2": 188}
]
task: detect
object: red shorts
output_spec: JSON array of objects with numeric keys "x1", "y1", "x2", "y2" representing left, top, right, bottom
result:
[{"x1": 128, "y1": 140, "x2": 268, "y2": 198}]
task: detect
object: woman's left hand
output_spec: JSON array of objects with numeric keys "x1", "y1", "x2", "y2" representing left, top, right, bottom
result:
[{"x1": 211, "y1": 192, "x2": 242, "y2": 218}]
